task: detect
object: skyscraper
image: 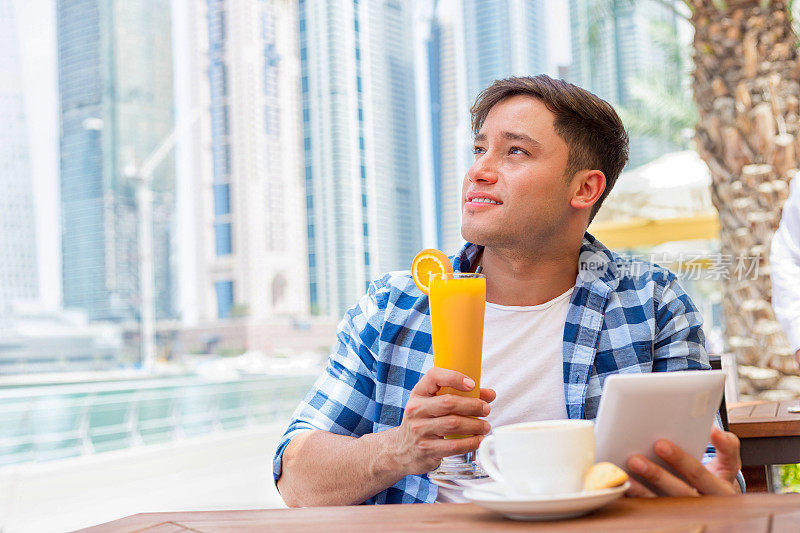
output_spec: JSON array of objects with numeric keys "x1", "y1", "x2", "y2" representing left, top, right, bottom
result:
[
  {"x1": 186, "y1": 0, "x2": 308, "y2": 322},
  {"x1": 425, "y1": 0, "x2": 549, "y2": 254},
  {"x1": 57, "y1": 0, "x2": 175, "y2": 322},
  {"x1": 462, "y1": 0, "x2": 548, "y2": 104},
  {"x1": 568, "y1": 0, "x2": 686, "y2": 167},
  {"x1": 0, "y1": 1, "x2": 39, "y2": 317},
  {"x1": 299, "y1": 0, "x2": 422, "y2": 316}
]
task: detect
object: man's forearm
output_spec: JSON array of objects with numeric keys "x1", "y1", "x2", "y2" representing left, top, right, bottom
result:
[{"x1": 277, "y1": 428, "x2": 408, "y2": 506}]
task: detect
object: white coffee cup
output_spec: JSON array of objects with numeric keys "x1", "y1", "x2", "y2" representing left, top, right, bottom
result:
[{"x1": 477, "y1": 419, "x2": 595, "y2": 496}]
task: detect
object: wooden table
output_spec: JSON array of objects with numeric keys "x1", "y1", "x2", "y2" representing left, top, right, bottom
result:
[
  {"x1": 78, "y1": 495, "x2": 800, "y2": 532},
  {"x1": 727, "y1": 400, "x2": 800, "y2": 492},
  {"x1": 728, "y1": 400, "x2": 800, "y2": 465}
]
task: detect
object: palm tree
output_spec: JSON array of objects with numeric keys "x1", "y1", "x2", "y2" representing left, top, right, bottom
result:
[
  {"x1": 589, "y1": 0, "x2": 799, "y2": 386},
  {"x1": 689, "y1": 0, "x2": 800, "y2": 380},
  {"x1": 617, "y1": 18, "x2": 698, "y2": 150}
]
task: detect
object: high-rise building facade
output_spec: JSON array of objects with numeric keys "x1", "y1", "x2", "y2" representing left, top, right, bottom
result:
[
  {"x1": 462, "y1": 0, "x2": 548, "y2": 104},
  {"x1": 187, "y1": 0, "x2": 309, "y2": 322},
  {"x1": 425, "y1": 0, "x2": 549, "y2": 254},
  {"x1": 568, "y1": 0, "x2": 685, "y2": 167},
  {"x1": 57, "y1": 0, "x2": 175, "y2": 321},
  {"x1": 0, "y1": 1, "x2": 39, "y2": 317},
  {"x1": 299, "y1": 0, "x2": 422, "y2": 316}
]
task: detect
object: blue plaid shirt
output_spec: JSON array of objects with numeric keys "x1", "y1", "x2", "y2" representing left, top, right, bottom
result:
[{"x1": 274, "y1": 233, "x2": 733, "y2": 504}]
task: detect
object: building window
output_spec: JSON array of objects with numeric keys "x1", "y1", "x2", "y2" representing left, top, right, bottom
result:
[
  {"x1": 215, "y1": 280, "x2": 234, "y2": 319},
  {"x1": 214, "y1": 222, "x2": 232, "y2": 255},
  {"x1": 209, "y1": 8, "x2": 226, "y2": 47},
  {"x1": 224, "y1": 144, "x2": 231, "y2": 174},
  {"x1": 309, "y1": 282, "x2": 317, "y2": 308},
  {"x1": 213, "y1": 183, "x2": 230, "y2": 216}
]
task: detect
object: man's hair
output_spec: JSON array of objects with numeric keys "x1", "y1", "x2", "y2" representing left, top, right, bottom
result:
[{"x1": 470, "y1": 75, "x2": 629, "y2": 223}]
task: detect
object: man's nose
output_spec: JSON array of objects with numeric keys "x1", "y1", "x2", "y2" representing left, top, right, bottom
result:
[{"x1": 467, "y1": 153, "x2": 499, "y2": 184}]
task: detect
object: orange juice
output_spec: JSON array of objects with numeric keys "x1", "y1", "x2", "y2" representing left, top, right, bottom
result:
[{"x1": 429, "y1": 273, "x2": 486, "y2": 401}]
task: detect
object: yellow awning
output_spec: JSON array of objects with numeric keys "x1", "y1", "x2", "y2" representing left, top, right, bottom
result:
[{"x1": 588, "y1": 212, "x2": 720, "y2": 249}]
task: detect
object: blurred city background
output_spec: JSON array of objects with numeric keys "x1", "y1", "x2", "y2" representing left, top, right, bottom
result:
[{"x1": 1, "y1": 0, "x2": 799, "y2": 530}]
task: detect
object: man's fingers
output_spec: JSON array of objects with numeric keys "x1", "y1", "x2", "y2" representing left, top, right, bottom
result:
[
  {"x1": 428, "y1": 415, "x2": 491, "y2": 438},
  {"x1": 625, "y1": 477, "x2": 657, "y2": 498},
  {"x1": 421, "y1": 394, "x2": 490, "y2": 418},
  {"x1": 652, "y1": 440, "x2": 737, "y2": 495},
  {"x1": 627, "y1": 454, "x2": 700, "y2": 497},
  {"x1": 709, "y1": 428, "x2": 742, "y2": 472},
  {"x1": 434, "y1": 435, "x2": 485, "y2": 457},
  {"x1": 479, "y1": 388, "x2": 497, "y2": 404},
  {"x1": 412, "y1": 367, "x2": 475, "y2": 397}
]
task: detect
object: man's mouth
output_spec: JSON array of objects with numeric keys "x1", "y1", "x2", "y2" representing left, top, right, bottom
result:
[
  {"x1": 465, "y1": 194, "x2": 502, "y2": 207},
  {"x1": 469, "y1": 198, "x2": 501, "y2": 205}
]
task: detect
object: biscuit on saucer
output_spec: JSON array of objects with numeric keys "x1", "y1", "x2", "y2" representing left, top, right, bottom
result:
[{"x1": 583, "y1": 462, "x2": 629, "y2": 491}]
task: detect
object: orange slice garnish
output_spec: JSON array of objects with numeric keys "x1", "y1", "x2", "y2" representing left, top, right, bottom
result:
[{"x1": 412, "y1": 249, "x2": 453, "y2": 295}]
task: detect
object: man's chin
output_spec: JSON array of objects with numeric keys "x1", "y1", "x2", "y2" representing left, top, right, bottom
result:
[{"x1": 461, "y1": 225, "x2": 494, "y2": 246}]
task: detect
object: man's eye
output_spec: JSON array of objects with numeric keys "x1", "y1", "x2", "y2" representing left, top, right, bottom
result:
[
  {"x1": 509, "y1": 147, "x2": 527, "y2": 155},
  {"x1": 473, "y1": 146, "x2": 485, "y2": 155}
]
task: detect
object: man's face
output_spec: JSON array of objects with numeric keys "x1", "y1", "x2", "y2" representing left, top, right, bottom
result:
[{"x1": 461, "y1": 95, "x2": 574, "y2": 249}]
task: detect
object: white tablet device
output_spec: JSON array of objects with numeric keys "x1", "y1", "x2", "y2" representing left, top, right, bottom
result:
[{"x1": 594, "y1": 370, "x2": 725, "y2": 474}]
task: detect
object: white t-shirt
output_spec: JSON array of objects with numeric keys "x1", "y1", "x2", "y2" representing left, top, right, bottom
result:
[{"x1": 435, "y1": 286, "x2": 573, "y2": 502}]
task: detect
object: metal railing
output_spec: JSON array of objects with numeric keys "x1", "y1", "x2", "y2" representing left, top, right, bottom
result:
[{"x1": 0, "y1": 374, "x2": 316, "y2": 466}]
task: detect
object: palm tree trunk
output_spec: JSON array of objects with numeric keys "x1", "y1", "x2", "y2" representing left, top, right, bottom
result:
[{"x1": 691, "y1": 0, "x2": 800, "y2": 389}]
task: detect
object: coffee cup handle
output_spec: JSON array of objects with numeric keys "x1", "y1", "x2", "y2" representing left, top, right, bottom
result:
[{"x1": 477, "y1": 435, "x2": 504, "y2": 484}]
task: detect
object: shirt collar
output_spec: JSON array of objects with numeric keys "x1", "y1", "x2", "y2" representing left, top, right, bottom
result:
[{"x1": 451, "y1": 232, "x2": 621, "y2": 293}]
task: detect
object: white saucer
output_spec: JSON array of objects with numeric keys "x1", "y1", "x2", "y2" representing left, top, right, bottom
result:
[{"x1": 462, "y1": 481, "x2": 629, "y2": 521}]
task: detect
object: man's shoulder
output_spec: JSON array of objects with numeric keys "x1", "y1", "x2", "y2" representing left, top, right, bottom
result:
[
  {"x1": 370, "y1": 270, "x2": 425, "y2": 307},
  {"x1": 608, "y1": 252, "x2": 677, "y2": 287},
  {"x1": 583, "y1": 233, "x2": 678, "y2": 292}
]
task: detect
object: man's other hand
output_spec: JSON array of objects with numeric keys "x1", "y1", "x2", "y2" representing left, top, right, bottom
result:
[
  {"x1": 386, "y1": 367, "x2": 495, "y2": 476},
  {"x1": 625, "y1": 426, "x2": 742, "y2": 497}
]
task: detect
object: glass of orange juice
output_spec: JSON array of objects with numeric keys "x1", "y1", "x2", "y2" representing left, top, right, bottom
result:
[{"x1": 427, "y1": 271, "x2": 488, "y2": 482}]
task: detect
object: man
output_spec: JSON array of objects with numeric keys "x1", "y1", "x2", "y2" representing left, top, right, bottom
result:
[
  {"x1": 274, "y1": 75, "x2": 743, "y2": 505},
  {"x1": 770, "y1": 173, "x2": 800, "y2": 368}
]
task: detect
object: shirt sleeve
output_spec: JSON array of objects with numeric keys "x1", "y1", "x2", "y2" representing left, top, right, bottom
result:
[
  {"x1": 652, "y1": 272, "x2": 709, "y2": 372},
  {"x1": 770, "y1": 175, "x2": 800, "y2": 352},
  {"x1": 272, "y1": 277, "x2": 388, "y2": 486}
]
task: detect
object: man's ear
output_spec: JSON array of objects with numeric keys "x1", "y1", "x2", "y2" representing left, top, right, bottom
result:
[{"x1": 570, "y1": 170, "x2": 606, "y2": 211}]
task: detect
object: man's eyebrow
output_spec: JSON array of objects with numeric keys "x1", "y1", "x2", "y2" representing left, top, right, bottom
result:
[
  {"x1": 474, "y1": 131, "x2": 542, "y2": 148},
  {"x1": 502, "y1": 131, "x2": 540, "y2": 146}
]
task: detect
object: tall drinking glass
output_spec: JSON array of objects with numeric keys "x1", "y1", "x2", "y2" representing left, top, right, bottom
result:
[{"x1": 427, "y1": 271, "x2": 488, "y2": 481}]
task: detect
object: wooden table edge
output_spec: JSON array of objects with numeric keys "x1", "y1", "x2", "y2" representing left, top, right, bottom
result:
[{"x1": 75, "y1": 495, "x2": 800, "y2": 532}]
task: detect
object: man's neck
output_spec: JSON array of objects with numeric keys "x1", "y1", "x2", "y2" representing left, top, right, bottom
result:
[{"x1": 477, "y1": 235, "x2": 583, "y2": 307}]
